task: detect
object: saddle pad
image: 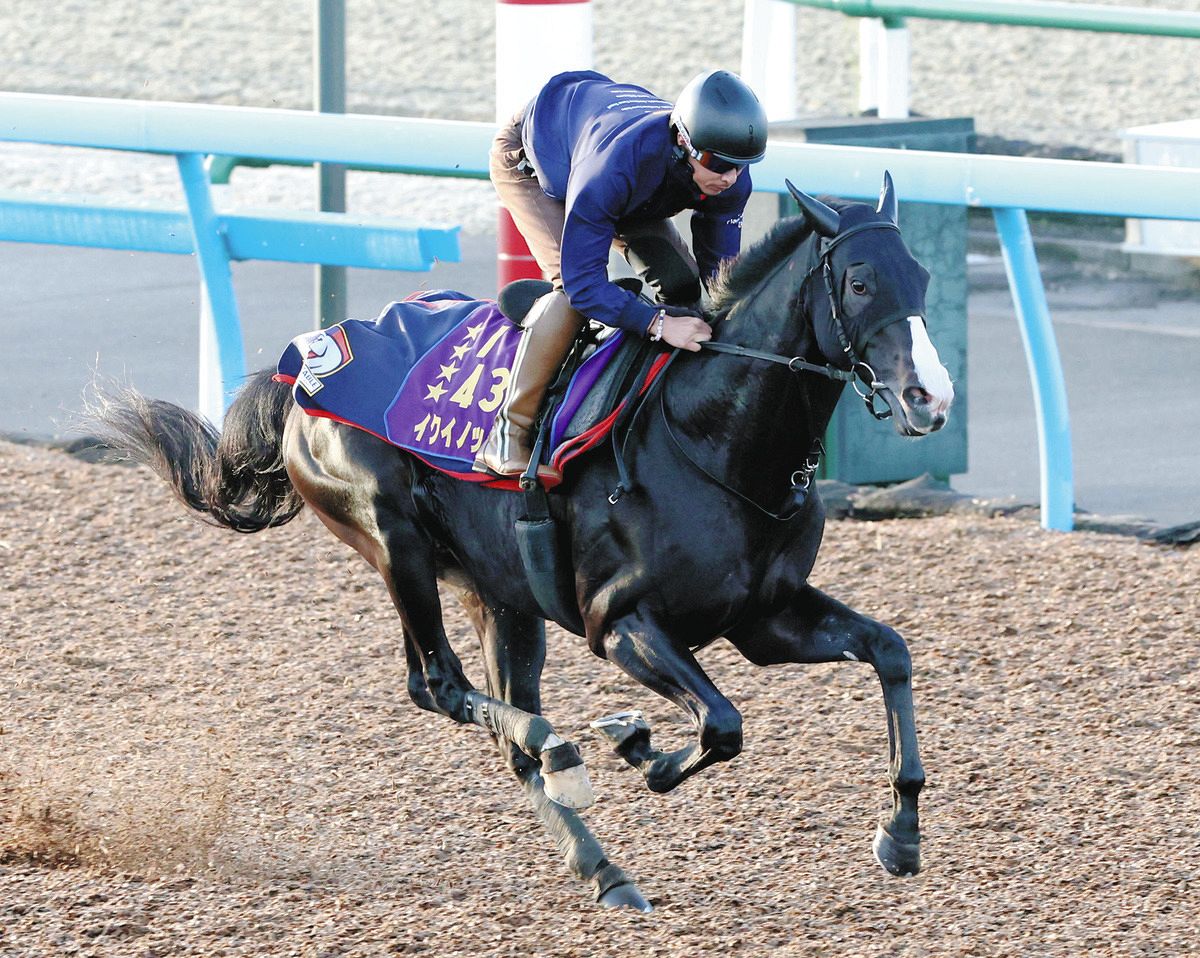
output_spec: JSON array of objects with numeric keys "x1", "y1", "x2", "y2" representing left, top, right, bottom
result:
[
  {"x1": 276, "y1": 290, "x2": 520, "y2": 480},
  {"x1": 548, "y1": 333, "x2": 669, "y2": 473},
  {"x1": 275, "y1": 289, "x2": 669, "y2": 488}
]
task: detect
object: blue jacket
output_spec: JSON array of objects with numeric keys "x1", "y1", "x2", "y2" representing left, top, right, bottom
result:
[{"x1": 521, "y1": 71, "x2": 752, "y2": 334}]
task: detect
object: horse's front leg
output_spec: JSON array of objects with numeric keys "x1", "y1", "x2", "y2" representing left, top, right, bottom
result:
[
  {"x1": 727, "y1": 584, "x2": 925, "y2": 877},
  {"x1": 592, "y1": 612, "x2": 743, "y2": 794}
]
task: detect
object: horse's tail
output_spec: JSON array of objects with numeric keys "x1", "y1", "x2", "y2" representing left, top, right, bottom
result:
[{"x1": 92, "y1": 368, "x2": 305, "y2": 533}]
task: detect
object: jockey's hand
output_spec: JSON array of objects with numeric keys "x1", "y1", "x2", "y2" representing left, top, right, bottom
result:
[{"x1": 658, "y1": 305, "x2": 711, "y2": 352}]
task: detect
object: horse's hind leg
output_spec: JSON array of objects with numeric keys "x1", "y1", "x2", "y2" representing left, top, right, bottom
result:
[
  {"x1": 400, "y1": 624, "x2": 437, "y2": 713},
  {"x1": 593, "y1": 612, "x2": 744, "y2": 794},
  {"x1": 460, "y1": 591, "x2": 651, "y2": 912},
  {"x1": 727, "y1": 584, "x2": 925, "y2": 877},
  {"x1": 285, "y1": 418, "x2": 475, "y2": 719}
]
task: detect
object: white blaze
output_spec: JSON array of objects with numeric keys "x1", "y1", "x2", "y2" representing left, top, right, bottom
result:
[{"x1": 907, "y1": 316, "x2": 954, "y2": 411}]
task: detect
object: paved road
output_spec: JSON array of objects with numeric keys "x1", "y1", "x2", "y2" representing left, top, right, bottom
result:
[{"x1": 2, "y1": 237, "x2": 1196, "y2": 527}]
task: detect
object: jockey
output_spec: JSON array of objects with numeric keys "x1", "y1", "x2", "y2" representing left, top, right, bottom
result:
[{"x1": 474, "y1": 68, "x2": 769, "y2": 478}]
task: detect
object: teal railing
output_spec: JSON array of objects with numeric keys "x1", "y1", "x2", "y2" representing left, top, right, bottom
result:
[
  {"x1": 789, "y1": 0, "x2": 1200, "y2": 35},
  {"x1": 0, "y1": 93, "x2": 466, "y2": 424},
  {"x1": 5, "y1": 93, "x2": 1200, "y2": 529}
]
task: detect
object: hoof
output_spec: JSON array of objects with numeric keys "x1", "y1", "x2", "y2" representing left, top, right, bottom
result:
[
  {"x1": 598, "y1": 882, "x2": 653, "y2": 913},
  {"x1": 873, "y1": 824, "x2": 921, "y2": 877},
  {"x1": 590, "y1": 710, "x2": 651, "y2": 758},
  {"x1": 543, "y1": 763, "x2": 595, "y2": 810}
]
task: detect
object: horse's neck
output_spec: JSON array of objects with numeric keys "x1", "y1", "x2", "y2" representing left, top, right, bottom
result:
[{"x1": 667, "y1": 243, "x2": 843, "y2": 496}]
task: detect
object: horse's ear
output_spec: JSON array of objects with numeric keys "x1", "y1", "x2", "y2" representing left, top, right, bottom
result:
[
  {"x1": 786, "y1": 179, "x2": 839, "y2": 237},
  {"x1": 877, "y1": 170, "x2": 899, "y2": 225}
]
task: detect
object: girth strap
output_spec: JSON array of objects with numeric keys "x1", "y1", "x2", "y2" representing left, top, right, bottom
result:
[{"x1": 606, "y1": 351, "x2": 679, "y2": 503}]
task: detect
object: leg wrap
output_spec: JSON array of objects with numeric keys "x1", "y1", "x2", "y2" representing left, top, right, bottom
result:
[
  {"x1": 466, "y1": 691, "x2": 593, "y2": 809},
  {"x1": 466, "y1": 690, "x2": 556, "y2": 756}
]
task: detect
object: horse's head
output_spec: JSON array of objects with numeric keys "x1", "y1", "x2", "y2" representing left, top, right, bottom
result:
[{"x1": 788, "y1": 173, "x2": 955, "y2": 436}]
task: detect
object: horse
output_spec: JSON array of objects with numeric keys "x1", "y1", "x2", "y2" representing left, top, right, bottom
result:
[{"x1": 93, "y1": 173, "x2": 954, "y2": 912}]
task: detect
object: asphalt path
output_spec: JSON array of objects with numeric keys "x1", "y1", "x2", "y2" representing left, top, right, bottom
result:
[{"x1": 2, "y1": 236, "x2": 1196, "y2": 527}]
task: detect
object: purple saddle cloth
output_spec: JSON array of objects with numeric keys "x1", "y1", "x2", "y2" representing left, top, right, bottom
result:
[{"x1": 275, "y1": 289, "x2": 640, "y2": 482}]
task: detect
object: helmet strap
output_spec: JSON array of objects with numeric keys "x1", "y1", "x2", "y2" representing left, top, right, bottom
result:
[{"x1": 670, "y1": 123, "x2": 691, "y2": 164}]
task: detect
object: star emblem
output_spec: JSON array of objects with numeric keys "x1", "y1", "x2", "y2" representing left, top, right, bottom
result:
[
  {"x1": 436, "y1": 361, "x2": 460, "y2": 382},
  {"x1": 425, "y1": 381, "x2": 448, "y2": 402},
  {"x1": 451, "y1": 342, "x2": 472, "y2": 361},
  {"x1": 463, "y1": 321, "x2": 487, "y2": 343}
]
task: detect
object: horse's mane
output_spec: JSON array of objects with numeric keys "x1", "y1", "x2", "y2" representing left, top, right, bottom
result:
[
  {"x1": 708, "y1": 215, "x2": 814, "y2": 320},
  {"x1": 709, "y1": 196, "x2": 863, "y2": 320}
]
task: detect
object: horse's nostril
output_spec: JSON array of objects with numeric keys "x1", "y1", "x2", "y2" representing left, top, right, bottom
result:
[{"x1": 903, "y1": 386, "x2": 932, "y2": 408}]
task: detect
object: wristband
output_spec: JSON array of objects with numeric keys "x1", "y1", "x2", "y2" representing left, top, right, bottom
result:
[{"x1": 649, "y1": 309, "x2": 666, "y2": 342}]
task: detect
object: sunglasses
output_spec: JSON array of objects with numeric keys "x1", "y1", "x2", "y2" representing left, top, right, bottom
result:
[{"x1": 689, "y1": 148, "x2": 745, "y2": 176}]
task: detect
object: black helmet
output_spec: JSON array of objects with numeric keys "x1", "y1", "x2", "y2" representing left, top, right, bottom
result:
[{"x1": 670, "y1": 70, "x2": 768, "y2": 165}]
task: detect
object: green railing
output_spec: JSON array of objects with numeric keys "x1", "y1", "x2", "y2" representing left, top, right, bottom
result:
[
  {"x1": 743, "y1": 0, "x2": 1200, "y2": 118},
  {"x1": 788, "y1": 0, "x2": 1200, "y2": 36}
]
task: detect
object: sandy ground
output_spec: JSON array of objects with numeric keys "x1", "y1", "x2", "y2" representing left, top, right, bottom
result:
[
  {"x1": 4, "y1": 4, "x2": 1200, "y2": 955},
  {"x1": 2, "y1": 438, "x2": 1197, "y2": 956}
]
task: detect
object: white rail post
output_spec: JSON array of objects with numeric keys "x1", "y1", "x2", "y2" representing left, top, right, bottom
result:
[
  {"x1": 740, "y1": 0, "x2": 797, "y2": 121},
  {"x1": 859, "y1": 16, "x2": 910, "y2": 118},
  {"x1": 858, "y1": 18, "x2": 881, "y2": 113},
  {"x1": 495, "y1": 0, "x2": 593, "y2": 287}
]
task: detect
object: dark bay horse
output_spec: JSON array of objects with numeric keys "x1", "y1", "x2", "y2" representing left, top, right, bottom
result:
[{"x1": 95, "y1": 174, "x2": 954, "y2": 911}]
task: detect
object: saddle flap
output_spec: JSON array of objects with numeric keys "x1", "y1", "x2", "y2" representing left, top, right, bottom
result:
[{"x1": 545, "y1": 332, "x2": 665, "y2": 470}]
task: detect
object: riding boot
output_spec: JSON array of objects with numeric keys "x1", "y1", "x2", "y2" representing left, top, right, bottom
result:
[{"x1": 473, "y1": 290, "x2": 586, "y2": 478}]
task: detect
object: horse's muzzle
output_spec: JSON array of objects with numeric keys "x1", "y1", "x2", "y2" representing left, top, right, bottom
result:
[{"x1": 901, "y1": 383, "x2": 951, "y2": 434}]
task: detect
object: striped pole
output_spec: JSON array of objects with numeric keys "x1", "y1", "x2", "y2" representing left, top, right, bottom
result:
[{"x1": 495, "y1": 0, "x2": 592, "y2": 287}]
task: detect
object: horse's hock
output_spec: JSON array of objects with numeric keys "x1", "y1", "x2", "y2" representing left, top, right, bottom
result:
[{"x1": 757, "y1": 115, "x2": 974, "y2": 486}]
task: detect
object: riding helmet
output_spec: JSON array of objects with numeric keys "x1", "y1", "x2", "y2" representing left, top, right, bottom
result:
[{"x1": 670, "y1": 70, "x2": 768, "y2": 165}]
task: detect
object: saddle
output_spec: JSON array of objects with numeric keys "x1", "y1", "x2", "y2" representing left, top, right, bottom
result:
[
  {"x1": 274, "y1": 281, "x2": 670, "y2": 491},
  {"x1": 499, "y1": 278, "x2": 667, "y2": 482}
]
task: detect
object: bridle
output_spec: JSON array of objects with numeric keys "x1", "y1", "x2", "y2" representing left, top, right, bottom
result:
[
  {"x1": 702, "y1": 218, "x2": 905, "y2": 422},
  {"x1": 608, "y1": 218, "x2": 909, "y2": 517}
]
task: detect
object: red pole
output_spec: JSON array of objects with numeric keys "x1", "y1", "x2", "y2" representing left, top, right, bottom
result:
[
  {"x1": 495, "y1": 0, "x2": 593, "y2": 289},
  {"x1": 497, "y1": 207, "x2": 542, "y2": 285}
]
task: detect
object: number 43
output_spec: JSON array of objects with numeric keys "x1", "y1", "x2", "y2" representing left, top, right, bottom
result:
[{"x1": 451, "y1": 364, "x2": 511, "y2": 413}]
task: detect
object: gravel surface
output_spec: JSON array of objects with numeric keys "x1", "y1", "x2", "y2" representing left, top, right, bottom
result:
[
  {"x1": 3, "y1": 439, "x2": 1198, "y2": 956},
  {"x1": 4, "y1": 0, "x2": 1200, "y2": 230},
  {"x1": 4, "y1": 6, "x2": 1200, "y2": 954}
]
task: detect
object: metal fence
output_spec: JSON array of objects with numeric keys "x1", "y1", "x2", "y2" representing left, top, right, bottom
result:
[
  {"x1": 3, "y1": 92, "x2": 1200, "y2": 529},
  {"x1": 0, "y1": 93, "x2": 465, "y2": 423}
]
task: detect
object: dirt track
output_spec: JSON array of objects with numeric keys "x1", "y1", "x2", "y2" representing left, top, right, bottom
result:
[{"x1": 2, "y1": 439, "x2": 1197, "y2": 957}]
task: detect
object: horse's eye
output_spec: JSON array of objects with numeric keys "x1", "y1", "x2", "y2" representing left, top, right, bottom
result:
[{"x1": 850, "y1": 279, "x2": 869, "y2": 295}]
